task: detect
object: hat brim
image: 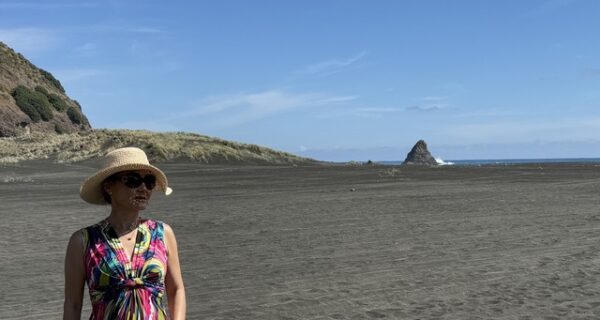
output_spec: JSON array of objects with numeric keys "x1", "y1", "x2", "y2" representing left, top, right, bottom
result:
[{"x1": 80, "y1": 163, "x2": 172, "y2": 205}]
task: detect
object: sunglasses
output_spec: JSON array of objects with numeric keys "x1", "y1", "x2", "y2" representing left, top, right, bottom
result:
[{"x1": 117, "y1": 172, "x2": 157, "y2": 190}]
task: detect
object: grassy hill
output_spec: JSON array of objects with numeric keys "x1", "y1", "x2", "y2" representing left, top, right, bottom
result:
[
  {"x1": 0, "y1": 42, "x2": 315, "y2": 166},
  {"x1": 0, "y1": 129, "x2": 317, "y2": 165}
]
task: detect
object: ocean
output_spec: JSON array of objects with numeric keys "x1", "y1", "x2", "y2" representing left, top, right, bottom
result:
[{"x1": 380, "y1": 158, "x2": 600, "y2": 166}]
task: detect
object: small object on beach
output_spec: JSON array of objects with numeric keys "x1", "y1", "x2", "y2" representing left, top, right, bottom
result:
[{"x1": 350, "y1": 188, "x2": 356, "y2": 192}]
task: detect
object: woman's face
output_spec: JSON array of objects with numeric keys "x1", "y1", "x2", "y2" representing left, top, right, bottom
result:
[{"x1": 104, "y1": 170, "x2": 155, "y2": 211}]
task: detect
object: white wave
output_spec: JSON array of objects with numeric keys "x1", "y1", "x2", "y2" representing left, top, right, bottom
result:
[{"x1": 435, "y1": 157, "x2": 454, "y2": 165}]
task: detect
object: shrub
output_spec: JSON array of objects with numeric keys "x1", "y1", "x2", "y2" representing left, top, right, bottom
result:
[
  {"x1": 34, "y1": 86, "x2": 48, "y2": 95},
  {"x1": 12, "y1": 86, "x2": 40, "y2": 121},
  {"x1": 47, "y1": 93, "x2": 69, "y2": 112},
  {"x1": 248, "y1": 144, "x2": 262, "y2": 154},
  {"x1": 32, "y1": 85, "x2": 69, "y2": 112},
  {"x1": 67, "y1": 107, "x2": 83, "y2": 125},
  {"x1": 39, "y1": 68, "x2": 65, "y2": 93},
  {"x1": 54, "y1": 124, "x2": 65, "y2": 134},
  {"x1": 11, "y1": 85, "x2": 55, "y2": 122}
]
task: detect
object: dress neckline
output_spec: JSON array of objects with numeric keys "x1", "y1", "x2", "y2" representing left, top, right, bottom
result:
[{"x1": 100, "y1": 218, "x2": 146, "y2": 274}]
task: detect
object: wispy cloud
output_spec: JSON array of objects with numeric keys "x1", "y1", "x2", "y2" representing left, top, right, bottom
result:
[
  {"x1": 583, "y1": 68, "x2": 600, "y2": 77},
  {"x1": 77, "y1": 24, "x2": 164, "y2": 34},
  {"x1": 445, "y1": 117, "x2": 600, "y2": 144},
  {"x1": 405, "y1": 105, "x2": 445, "y2": 111},
  {"x1": 316, "y1": 95, "x2": 359, "y2": 104},
  {"x1": 526, "y1": 0, "x2": 579, "y2": 17},
  {"x1": 52, "y1": 68, "x2": 106, "y2": 83},
  {"x1": 404, "y1": 96, "x2": 450, "y2": 112},
  {"x1": 0, "y1": 2, "x2": 98, "y2": 9},
  {"x1": 348, "y1": 104, "x2": 446, "y2": 118},
  {"x1": 128, "y1": 27, "x2": 163, "y2": 34},
  {"x1": 172, "y1": 90, "x2": 358, "y2": 129},
  {"x1": 320, "y1": 95, "x2": 449, "y2": 119},
  {"x1": 348, "y1": 107, "x2": 403, "y2": 119},
  {"x1": 298, "y1": 51, "x2": 367, "y2": 76},
  {"x1": 538, "y1": 0, "x2": 578, "y2": 12},
  {"x1": 188, "y1": 90, "x2": 356, "y2": 116},
  {"x1": 0, "y1": 23, "x2": 162, "y2": 55},
  {"x1": 418, "y1": 96, "x2": 446, "y2": 102},
  {"x1": 71, "y1": 42, "x2": 98, "y2": 57},
  {"x1": 450, "y1": 109, "x2": 515, "y2": 119},
  {"x1": 110, "y1": 90, "x2": 357, "y2": 131},
  {"x1": 0, "y1": 28, "x2": 59, "y2": 54}
]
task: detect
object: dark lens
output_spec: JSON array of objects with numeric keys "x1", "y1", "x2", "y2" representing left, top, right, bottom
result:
[
  {"x1": 121, "y1": 173, "x2": 143, "y2": 188},
  {"x1": 143, "y1": 174, "x2": 156, "y2": 190},
  {"x1": 121, "y1": 173, "x2": 156, "y2": 190}
]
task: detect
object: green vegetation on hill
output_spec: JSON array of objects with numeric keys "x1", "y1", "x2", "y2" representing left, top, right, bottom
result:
[
  {"x1": 66, "y1": 107, "x2": 84, "y2": 125},
  {"x1": 33, "y1": 86, "x2": 67, "y2": 111},
  {"x1": 0, "y1": 41, "x2": 92, "y2": 137},
  {"x1": 47, "y1": 93, "x2": 69, "y2": 112},
  {"x1": 11, "y1": 85, "x2": 54, "y2": 122},
  {"x1": 10, "y1": 85, "x2": 83, "y2": 125},
  {"x1": 39, "y1": 68, "x2": 65, "y2": 93},
  {"x1": 0, "y1": 129, "x2": 317, "y2": 165}
]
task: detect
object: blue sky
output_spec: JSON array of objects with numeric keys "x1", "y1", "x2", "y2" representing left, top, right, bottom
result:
[{"x1": 2, "y1": 0, "x2": 600, "y2": 161}]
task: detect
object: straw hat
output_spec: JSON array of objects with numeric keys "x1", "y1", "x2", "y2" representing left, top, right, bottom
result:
[{"x1": 80, "y1": 147, "x2": 173, "y2": 205}]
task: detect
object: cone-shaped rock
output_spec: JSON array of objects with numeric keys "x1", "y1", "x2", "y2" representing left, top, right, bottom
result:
[{"x1": 403, "y1": 140, "x2": 438, "y2": 165}]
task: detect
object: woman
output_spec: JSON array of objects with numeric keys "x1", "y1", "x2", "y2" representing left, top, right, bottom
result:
[{"x1": 63, "y1": 147, "x2": 186, "y2": 319}]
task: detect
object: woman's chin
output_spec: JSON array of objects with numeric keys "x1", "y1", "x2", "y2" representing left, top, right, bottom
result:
[{"x1": 130, "y1": 199, "x2": 149, "y2": 210}]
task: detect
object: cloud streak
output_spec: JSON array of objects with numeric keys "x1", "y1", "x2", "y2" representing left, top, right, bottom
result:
[
  {"x1": 583, "y1": 68, "x2": 600, "y2": 77},
  {"x1": 298, "y1": 51, "x2": 367, "y2": 76},
  {"x1": 405, "y1": 105, "x2": 445, "y2": 111},
  {"x1": 172, "y1": 90, "x2": 358, "y2": 129},
  {"x1": 52, "y1": 68, "x2": 106, "y2": 83},
  {"x1": 0, "y1": 28, "x2": 59, "y2": 54},
  {"x1": 80, "y1": 25, "x2": 164, "y2": 34},
  {"x1": 445, "y1": 117, "x2": 600, "y2": 144},
  {"x1": 0, "y1": 2, "x2": 98, "y2": 9},
  {"x1": 526, "y1": 0, "x2": 579, "y2": 17},
  {"x1": 348, "y1": 101, "x2": 447, "y2": 119}
]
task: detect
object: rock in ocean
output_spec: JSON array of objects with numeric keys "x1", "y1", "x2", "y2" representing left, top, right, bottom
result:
[{"x1": 403, "y1": 140, "x2": 438, "y2": 166}]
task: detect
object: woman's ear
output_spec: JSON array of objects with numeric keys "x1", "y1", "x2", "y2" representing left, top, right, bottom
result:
[
  {"x1": 101, "y1": 180, "x2": 115, "y2": 204},
  {"x1": 103, "y1": 181, "x2": 113, "y2": 195}
]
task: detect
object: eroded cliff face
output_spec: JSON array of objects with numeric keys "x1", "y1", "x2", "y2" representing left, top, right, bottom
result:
[{"x1": 0, "y1": 42, "x2": 91, "y2": 137}]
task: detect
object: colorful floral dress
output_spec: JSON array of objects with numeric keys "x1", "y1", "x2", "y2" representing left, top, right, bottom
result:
[{"x1": 82, "y1": 218, "x2": 169, "y2": 319}]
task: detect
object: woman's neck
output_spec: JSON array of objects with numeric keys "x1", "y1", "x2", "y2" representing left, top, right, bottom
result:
[{"x1": 107, "y1": 209, "x2": 140, "y2": 233}]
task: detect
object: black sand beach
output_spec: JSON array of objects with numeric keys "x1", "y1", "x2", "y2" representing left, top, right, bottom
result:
[{"x1": 2, "y1": 161, "x2": 600, "y2": 319}]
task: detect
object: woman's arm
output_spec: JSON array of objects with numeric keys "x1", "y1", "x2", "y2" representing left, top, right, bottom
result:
[
  {"x1": 63, "y1": 231, "x2": 86, "y2": 320},
  {"x1": 164, "y1": 223, "x2": 187, "y2": 320}
]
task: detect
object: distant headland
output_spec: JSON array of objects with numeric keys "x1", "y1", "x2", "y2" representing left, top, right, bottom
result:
[{"x1": 0, "y1": 42, "x2": 319, "y2": 165}]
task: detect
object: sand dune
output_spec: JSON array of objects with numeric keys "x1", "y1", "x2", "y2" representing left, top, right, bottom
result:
[{"x1": 2, "y1": 161, "x2": 600, "y2": 319}]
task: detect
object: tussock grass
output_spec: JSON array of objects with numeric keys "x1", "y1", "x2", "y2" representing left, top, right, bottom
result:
[
  {"x1": 0, "y1": 129, "x2": 317, "y2": 165},
  {"x1": 2, "y1": 175, "x2": 34, "y2": 183},
  {"x1": 379, "y1": 168, "x2": 401, "y2": 177}
]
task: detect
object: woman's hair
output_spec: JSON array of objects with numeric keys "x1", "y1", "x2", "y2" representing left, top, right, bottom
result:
[{"x1": 101, "y1": 173, "x2": 120, "y2": 204}]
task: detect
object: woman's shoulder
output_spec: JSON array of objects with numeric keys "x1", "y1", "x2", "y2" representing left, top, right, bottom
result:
[
  {"x1": 144, "y1": 218, "x2": 173, "y2": 232},
  {"x1": 67, "y1": 227, "x2": 90, "y2": 255},
  {"x1": 72, "y1": 220, "x2": 109, "y2": 245},
  {"x1": 80, "y1": 219, "x2": 108, "y2": 230},
  {"x1": 70, "y1": 223, "x2": 95, "y2": 240}
]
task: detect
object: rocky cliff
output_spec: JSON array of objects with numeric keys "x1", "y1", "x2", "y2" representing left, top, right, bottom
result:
[
  {"x1": 403, "y1": 140, "x2": 438, "y2": 166},
  {"x1": 0, "y1": 42, "x2": 91, "y2": 137}
]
